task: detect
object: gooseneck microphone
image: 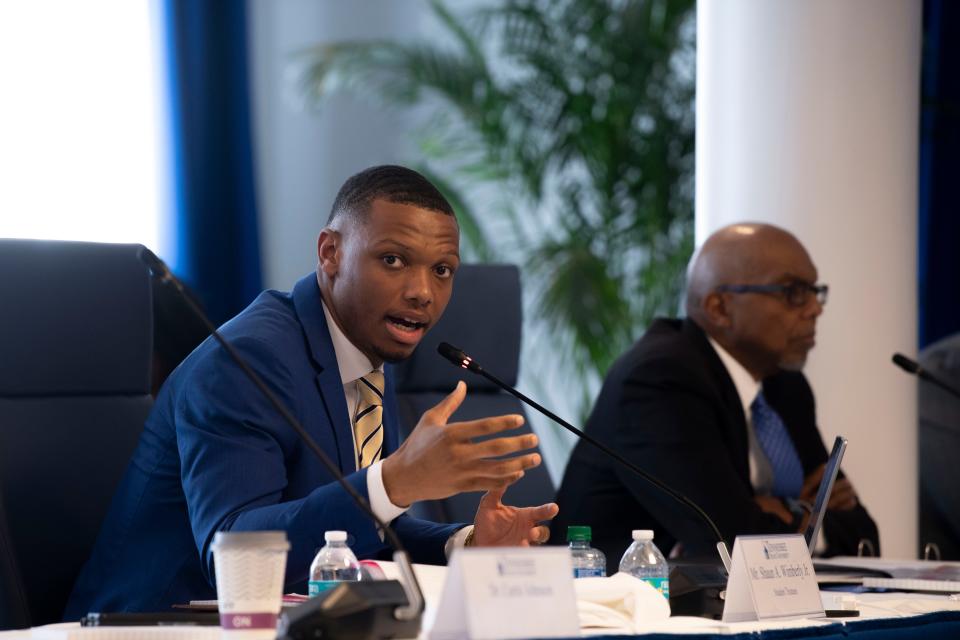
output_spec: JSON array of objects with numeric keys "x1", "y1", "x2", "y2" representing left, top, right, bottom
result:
[
  {"x1": 892, "y1": 352, "x2": 960, "y2": 400},
  {"x1": 139, "y1": 248, "x2": 422, "y2": 639},
  {"x1": 437, "y1": 342, "x2": 732, "y2": 571}
]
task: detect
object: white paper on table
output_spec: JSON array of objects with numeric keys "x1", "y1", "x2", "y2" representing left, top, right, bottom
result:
[{"x1": 30, "y1": 624, "x2": 220, "y2": 640}]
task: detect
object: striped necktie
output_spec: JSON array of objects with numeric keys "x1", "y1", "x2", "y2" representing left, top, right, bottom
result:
[
  {"x1": 751, "y1": 389, "x2": 804, "y2": 498},
  {"x1": 353, "y1": 371, "x2": 384, "y2": 469}
]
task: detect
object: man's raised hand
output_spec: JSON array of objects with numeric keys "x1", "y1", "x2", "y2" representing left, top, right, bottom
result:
[
  {"x1": 382, "y1": 381, "x2": 542, "y2": 508},
  {"x1": 472, "y1": 485, "x2": 558, "y2": 547}
]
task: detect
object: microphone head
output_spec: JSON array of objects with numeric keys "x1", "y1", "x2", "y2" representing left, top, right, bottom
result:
[
  {"x1": 437, "y1": 342, "x2": 481, "y2": 373},
  {"x1": 892, "y1": 353, "x2": 921, "y2": 374}
]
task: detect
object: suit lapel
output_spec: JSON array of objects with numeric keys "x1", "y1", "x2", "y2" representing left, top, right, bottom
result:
[
  {"x1": 382, "y1": 366, "x2": 401, "y2": 455},
  {"x1": 291, "y1": 274, "x2": 356, "y2": 474},
  {"x1": 682, "y1": 319, "x2": 752, "y2": 483}
]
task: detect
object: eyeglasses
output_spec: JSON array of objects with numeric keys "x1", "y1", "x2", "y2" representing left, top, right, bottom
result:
[{"x1": 715, "y1": 282, "x2": 829, "y2": 307}]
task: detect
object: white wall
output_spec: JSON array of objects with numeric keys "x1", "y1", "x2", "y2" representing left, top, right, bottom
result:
[
  {"x1": 697, "y1": 0, "x2": 922, "y2": 557},
  {"x1": 0, "y1": 1, "x2": 164, "y2": 253},
  {"x1": 249, "y1": 0, "x2": 424, "y2": 290}
]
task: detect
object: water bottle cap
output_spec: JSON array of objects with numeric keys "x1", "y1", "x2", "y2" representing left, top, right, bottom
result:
[
  {"x1": 324, "y1": 530, "x2": 347, "y2": 543},
  {"x1": 632, "y1": 529, "x2": 654, "y2": 541},
  {"x1": 567, "y1": 525, "x2": 592, "y2": 542}
]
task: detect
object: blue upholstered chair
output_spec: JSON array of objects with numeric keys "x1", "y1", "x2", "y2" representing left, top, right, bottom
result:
[
  {"x1": 0, "y1": 239, "x2": 154, "y2": 628},
  {"x1": 918, "y1": 333, "x2": 960, "y2": 560},
  {"x1": 393, "y1": 264, "x2": 555, "y2": 524}
]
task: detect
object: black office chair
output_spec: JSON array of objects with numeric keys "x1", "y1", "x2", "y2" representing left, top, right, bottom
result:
[
  {"x1": 393, "y1": 264, "x2": 555, "y2": 523},
  {"x1": 0, "y1": 239, "x2": 154, "y2": 628},
  {"x1": 918, "y1": 332, "x2": 960, "y2": 560}
]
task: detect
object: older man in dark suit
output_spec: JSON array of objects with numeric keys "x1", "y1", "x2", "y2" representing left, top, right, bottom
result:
[{"x1": 552, "y1": 223, "x2": 878, "y2": 573}]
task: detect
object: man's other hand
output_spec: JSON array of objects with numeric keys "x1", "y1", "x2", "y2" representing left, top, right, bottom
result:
[
  {"x1": 754, "y1": 495, "x2": 793, "y2": 525},
  {"x1": 472, "y1": 486, "x2": 558, "y2": 547},
  {"x1": 381, "y1": 381, "x2": 542, "y2": 508},
  {"x1": 801, "y1": 464, "x2": 859, "y2": 511}
]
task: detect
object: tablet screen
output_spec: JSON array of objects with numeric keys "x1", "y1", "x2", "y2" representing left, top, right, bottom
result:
[{"x1": 803, "y1": 436, "x2": 847, "y2": 554}]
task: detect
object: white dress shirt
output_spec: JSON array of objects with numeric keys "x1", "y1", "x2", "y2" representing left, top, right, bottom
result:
[
  {"x1": 321, "y1": 301, "x2": 407, "y2": 524},
  {"x1": 321, "y1": 300, "x2": 473, "y2": 550}
]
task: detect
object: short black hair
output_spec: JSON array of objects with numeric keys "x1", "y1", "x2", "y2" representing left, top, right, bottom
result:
[{"x1": 327, "y1": 165, "x2": 456, "y2": 224}]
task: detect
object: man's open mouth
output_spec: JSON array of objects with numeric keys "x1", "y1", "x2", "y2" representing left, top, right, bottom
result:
[{"x1": 387, "y1": 316, "x2": 427, "y2": 332}]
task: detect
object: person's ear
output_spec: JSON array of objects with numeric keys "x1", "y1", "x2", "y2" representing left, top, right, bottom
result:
[
  {"x1": 317, "y1": 228, "x2": 341, "y2": 278},
  {"x1": 703, "y1": 291, "x2": 732, "y2": 328}
]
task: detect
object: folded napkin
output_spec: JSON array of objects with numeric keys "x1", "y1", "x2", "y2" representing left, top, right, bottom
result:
[{"x1": 574, "y1": 572, "x2": 671, "y2": 633}]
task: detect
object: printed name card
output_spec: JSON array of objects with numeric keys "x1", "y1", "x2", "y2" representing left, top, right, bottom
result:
[
  {"x1": 429, "y1": 547, "x2": 579, "y2": 639},
  {"x1": 721, "y1": 534, "x2": 823, "y2": 623}
]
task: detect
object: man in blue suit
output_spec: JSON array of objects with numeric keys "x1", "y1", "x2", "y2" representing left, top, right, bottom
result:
[{"x1": 66, "y1": 165, "x2": 557, "y2": 616}]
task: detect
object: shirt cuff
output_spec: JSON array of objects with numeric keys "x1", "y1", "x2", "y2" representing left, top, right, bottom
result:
[
  {"x1": 445, "y1": 525, "x2": 474, "y2": 559},
  {"x1": 366, "y1": 460, "x2": 408, "y2": 526}
]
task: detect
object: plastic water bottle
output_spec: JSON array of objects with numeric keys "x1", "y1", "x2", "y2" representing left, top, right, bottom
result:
[
  {"x1": 619, "y1": 529, "x2": 669, "y2": 599},
  {"x1": 567, "y1": 525, "x2": 606, "y2": 578},
  {"x1": 308, "y1": 531, "x2": 361, "y2": 596}
]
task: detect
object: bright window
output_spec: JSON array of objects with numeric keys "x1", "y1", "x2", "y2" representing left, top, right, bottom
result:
[{"x1": 0, "y1": 1, "x2": 165, "y2": 252}]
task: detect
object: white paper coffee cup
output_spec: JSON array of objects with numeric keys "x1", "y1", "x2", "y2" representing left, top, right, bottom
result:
[{"x1": 211, "y1": 531, "x2": 290, "y2": 633}]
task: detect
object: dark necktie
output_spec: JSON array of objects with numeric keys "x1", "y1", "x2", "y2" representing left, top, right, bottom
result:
[{"x1": 751, "y1": 390, "x2": 803, "y2": 498}]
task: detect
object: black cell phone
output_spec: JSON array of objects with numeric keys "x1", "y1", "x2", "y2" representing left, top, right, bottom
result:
[
  {"x1": 81, "y1": 611, "x2": 221, "y2": 626},
  {"x1": 824, "y1": 609, "x2": 860, "y2": 618}
]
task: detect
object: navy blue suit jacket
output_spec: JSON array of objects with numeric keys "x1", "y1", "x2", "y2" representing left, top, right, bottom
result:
[{"x1": 65, "y1": 274, "x2": 460, "y2": 617}]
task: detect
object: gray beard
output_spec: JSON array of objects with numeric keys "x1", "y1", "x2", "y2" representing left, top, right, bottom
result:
[{"x1": 777, "y1": 357, "x2": 807, "y2": 372}]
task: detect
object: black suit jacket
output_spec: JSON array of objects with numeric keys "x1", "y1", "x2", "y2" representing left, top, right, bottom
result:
[{"x1": 552, "y1": 318, "x2": 879, "y2": 573}]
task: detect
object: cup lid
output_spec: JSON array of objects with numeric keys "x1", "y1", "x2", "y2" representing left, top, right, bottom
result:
[{"x1": 211, "y1": 531, "x2": 290, "y2": 551}]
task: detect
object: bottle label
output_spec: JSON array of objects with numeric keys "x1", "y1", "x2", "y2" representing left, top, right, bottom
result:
[
  {"x1": 643, "y1": 577, "x2": 670, "y2": 599},
  {"x1": 573, "y1": 567, "x2": 605, "y2": 579},
  {"x1": 308, "y1": 580, "x2": 339, "y2": 597}
]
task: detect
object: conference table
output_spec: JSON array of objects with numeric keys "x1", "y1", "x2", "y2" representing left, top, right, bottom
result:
[
  {"x1": 4, "y1": 560, "x2": 960, "y2": 639},
  {"x1": 5, "y1": 604, "x2": 960, "y2": 640},
  {"x1": 5, "y1": 606, "x2": 960, "y2": 639}
]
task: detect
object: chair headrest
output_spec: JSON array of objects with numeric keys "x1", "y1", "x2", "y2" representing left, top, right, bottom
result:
[
  {"x1": 395, "y1": 264, "x2": 522, "y2": 392},
  {"x1": 0, "y1": 239, "x2": 152, "y2": 396},
  {"x1": 921, "y1": 333, "x2": 960, "y2": 382}
]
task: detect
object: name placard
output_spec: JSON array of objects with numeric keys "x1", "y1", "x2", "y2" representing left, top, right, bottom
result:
[
  {"x1": 721, "y1": 534, "x2": 823, "y2": 623},
  {"x1": 429, "y1": 547, "x2": 579, "y2": 639}
]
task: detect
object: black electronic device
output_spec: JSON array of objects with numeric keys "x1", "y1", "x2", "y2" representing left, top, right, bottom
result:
[
  {"x1": 803, "y1": 436, "x2": 846, "y2": 554},
  {"x1": 668, "y1": 560, "x2": 728, "y2": 618},
  {"x1": 81, "y1": 612, "x2": 220, "y2": 627},
  {"x1": 277, "y1": 581, "x2": 418, "y2": 640},
  {"x1": 139, "y1": 248, "x2": 423, "y2": 640}
]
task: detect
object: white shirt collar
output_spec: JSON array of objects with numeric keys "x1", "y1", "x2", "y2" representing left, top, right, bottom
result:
[
  {"x1": 320, "y1": 299, "x2": 382, "y2": 384},
  {"x1": 707, "y1": 336, "x2": 761, "y2": 419}
]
